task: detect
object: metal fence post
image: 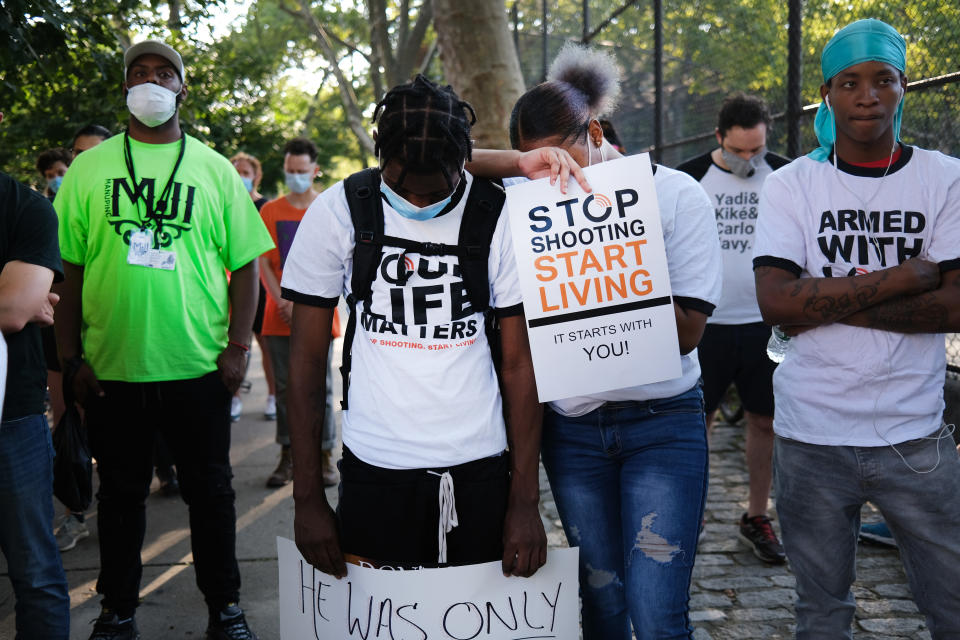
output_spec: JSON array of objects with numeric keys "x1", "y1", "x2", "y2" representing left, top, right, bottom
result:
[
  {"x1": 542, "y1": 0, "x2": 549, "y2": 82},
  {"x1": 786, "y1": 0, "x2": 803, "y2": 158},
  {"x1": 653, "y1": 0, "x2": 663, "y2": 163},
  {"x1": 583, "y1": 0, "x2": 590, "y2": 43}
]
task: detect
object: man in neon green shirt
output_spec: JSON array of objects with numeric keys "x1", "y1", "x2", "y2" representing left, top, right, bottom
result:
[{"x1": 54, "y1": 40, "x2": 273, "y2": 640}]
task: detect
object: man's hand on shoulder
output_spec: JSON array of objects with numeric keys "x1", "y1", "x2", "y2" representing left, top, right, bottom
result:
[
  {"x1": 501, "y1": 496, "x2": 547, "y2": 578},
  {"x1": 217, "y1": 342, "x2": 248, "y2": 395},
  {"x1": 295, "y1": 501, "x2": 347, "y2": 579}
]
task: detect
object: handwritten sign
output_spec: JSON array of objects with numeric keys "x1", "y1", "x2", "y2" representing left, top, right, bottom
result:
[
  {"x1": 278, "y1": 537, "x2": 580, "y2": 639},
  {"x1": 505, "y1": 154, "x2": 682, "y2": 402}
]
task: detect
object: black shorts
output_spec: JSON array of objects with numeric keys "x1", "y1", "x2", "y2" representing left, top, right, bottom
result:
[
  {"x1": 337, "y1": 446, "x2": 508, "y2": 567},
  {"x1": 698, "y1": 322, "x2": 775, "y2": 417}
]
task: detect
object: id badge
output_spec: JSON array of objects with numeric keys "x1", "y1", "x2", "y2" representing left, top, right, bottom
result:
[
  {"x1": 127, "y1": 229, "x2": 176, "y2": 270},
  {"x1": 127, "y1": 229, "x2": 153, "y2": 265}
]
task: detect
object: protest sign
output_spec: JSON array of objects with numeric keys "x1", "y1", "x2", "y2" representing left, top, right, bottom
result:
[
  {"x1": 277, "y1": 537, "x2": 580, "y2": 639},
  {"x1": 505, "y1": 153, "x2": 682, "y2": 402}
]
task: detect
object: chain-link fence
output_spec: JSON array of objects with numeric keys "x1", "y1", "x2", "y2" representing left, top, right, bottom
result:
[
  {"x1": 509, "y1": 0, "x2": 960, "y2": 366},
  {"x1": 510, "y1": 0, "x2": 960, "y2": 161}
]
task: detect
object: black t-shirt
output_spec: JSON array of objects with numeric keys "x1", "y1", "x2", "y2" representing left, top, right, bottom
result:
[{"x1": 1, "y1": 172, "x2": 64, "y2": 420}]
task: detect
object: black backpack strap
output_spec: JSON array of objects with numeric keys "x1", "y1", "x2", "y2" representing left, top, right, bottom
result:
[
  {"x1": 345, "y1": 168, "x2": 384, "y2": 302},
  {"x1": 340, "y1": 168, "x2": 383, "y2": 410},
  {"x1": 458, "y1": 177, "x2": 505, "y2": 312},
  {"x1": 338, "y1": 173, "x2": 505, "y2": 410}
]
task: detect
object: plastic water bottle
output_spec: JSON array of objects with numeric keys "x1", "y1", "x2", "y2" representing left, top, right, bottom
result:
[{"x1": 766, "y1": 326, "x2": 791, "y2": 363}]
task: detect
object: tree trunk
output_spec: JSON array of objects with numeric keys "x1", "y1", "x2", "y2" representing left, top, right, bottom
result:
[{"x1": 433, "y1": 0, "x2": 525, "y2": 149}]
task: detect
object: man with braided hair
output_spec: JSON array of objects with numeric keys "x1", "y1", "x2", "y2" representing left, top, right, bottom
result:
[{"x1": 283, "y1": 75, "x2": 547, "y2": 577}]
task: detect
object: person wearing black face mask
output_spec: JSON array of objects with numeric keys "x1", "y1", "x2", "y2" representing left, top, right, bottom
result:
[{"x1": 675, "y1": 93, "x2": 791, "y2": 566}]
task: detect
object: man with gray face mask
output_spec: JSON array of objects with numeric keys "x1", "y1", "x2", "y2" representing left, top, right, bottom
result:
[
  {"x1": 54, "y1": 39, "x2": 273, "y2": 640},
  {"x1": 676, "y1": 93, "x2": 790, "y2": 565}
]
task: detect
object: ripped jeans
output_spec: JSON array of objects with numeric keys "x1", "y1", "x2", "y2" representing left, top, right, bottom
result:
[{"x1": 542, "y1": 386, "x2": 708, "y2": 640}]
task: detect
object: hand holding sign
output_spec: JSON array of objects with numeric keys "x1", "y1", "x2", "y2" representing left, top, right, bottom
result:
[
  {"x1": 516, "y1": 146, "x2": 593, "y2": 195},
  {"x1": 277, "y1": 537, "x2": 580, "y2": 640},
  {"x1": 294, "y1": 500, "x2": 347, "y2": 579},
  {"x1": 501, "y1": 500, "x2": 548, "y2": 577},
  {"x1": 506, "y1": 154, "x2": 682, "y2": 402}
]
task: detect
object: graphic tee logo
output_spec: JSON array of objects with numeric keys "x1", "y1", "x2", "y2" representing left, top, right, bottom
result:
[
  {"x1": 817, "y1": 208, "x2": 925, "y2": 277},
  {"x1": 359, "y1": 252, "x2": 482, "y2": 343},
  {"x1": 107, "y1": 176, "x2": 196, "y2": 247}
]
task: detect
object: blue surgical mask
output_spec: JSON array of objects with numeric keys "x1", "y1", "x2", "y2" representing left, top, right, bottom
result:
[
  {"x1": 47, "y1": 175, "x2": 63, "y2": 194},
  {"x1": 240, "y1": 176, "x2": 254, "y2": 192},
  {"x1": 379, "y1": 179, "x2": 453, "y2": 221},
  {"x1": 285, "y1": 172, "x2": 313, "y2": 194}
]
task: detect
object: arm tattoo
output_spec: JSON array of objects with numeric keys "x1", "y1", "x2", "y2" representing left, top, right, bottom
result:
[
  {"x1": 796, "y1": 271, "x2": 888, "y2": 322},
  {"x1": 861, "y1": 293, "x2": 950, "y2": 333}
]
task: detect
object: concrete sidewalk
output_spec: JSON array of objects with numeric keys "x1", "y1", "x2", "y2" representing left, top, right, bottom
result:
[{"x1": 0, "y1": 341, "x2": 931, "y2": 639}]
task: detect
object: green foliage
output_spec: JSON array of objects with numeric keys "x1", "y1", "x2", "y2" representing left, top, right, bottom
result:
[
  {"x1": 0, "y1": 0, "x2": 364, "y2": 190},
  {"x1": 507, "y1": 0, "x2": 960, "y2": 162},
  {"x1": 5, "y1": 0, "x2": 957, "y2": 187},
  {"x1": 1, "y1": 0, "x2": 128, "y2": 183}
]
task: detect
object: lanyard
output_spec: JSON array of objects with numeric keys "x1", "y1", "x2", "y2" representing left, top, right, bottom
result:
[{"x1": 123, "y1": 131, "x2": 186, "y2": 248}]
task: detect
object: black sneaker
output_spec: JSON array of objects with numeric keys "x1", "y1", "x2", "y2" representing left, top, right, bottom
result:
[
  {"x1": 738, "y1": 513, "x2": 787, "y2": 564},
  {"x1": 156, "y1": 465, "x2": 180, "y2": 497},
  {"x1": 207, "y1": 603, "x2": 258, "y2": 640},
  {"x1": 89, "y1": 609, "x2": 139, "y2": 640}
]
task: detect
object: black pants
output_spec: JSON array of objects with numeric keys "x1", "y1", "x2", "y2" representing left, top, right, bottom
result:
[
  {"x1": 337, "y1": 446, "x2": 509, "y2": 567},
  {"x1": 85, "y1": 372, "x2": 240, "y2": 614}
]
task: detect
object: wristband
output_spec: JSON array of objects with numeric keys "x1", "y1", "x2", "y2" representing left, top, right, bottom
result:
[
  {"x1": 228, "y1": 340, "x2": 250, "y2": 352},
  {"x1": 63, "y1": 355, "x2": 85, "y2": 375}
]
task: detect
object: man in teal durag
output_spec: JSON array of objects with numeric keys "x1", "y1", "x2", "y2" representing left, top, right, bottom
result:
[
  {"x1": 810, "y1": 18, "x2": 906, "y2": 162},
  {"x1": 751, "y1": 18, "x2": 960, "y2": 639}
]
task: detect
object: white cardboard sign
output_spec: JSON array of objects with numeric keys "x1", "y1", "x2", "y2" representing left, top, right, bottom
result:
[
  {"x1": 277, "y1": 537, "x2": 580, "y2": 639},
  {"x1": 505, "y1": 154, "x2": 682, "y2": 402}
]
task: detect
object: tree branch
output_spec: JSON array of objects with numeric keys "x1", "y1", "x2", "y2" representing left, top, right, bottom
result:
[
  {"x1": 299, "y1": 69, "x2": 334, "y2": 137},
  {"x1": 417, "y1": 37, "x2": 438, "y2": 76},
  {"x1": 279, "y1": 0, "x2": 375, "y2": 155},
  {"x1": 396, "y1": 0, "x2": 433, "y2": 82},
  {"x1": 367, "y1": 0, "x2": 394, "y2": 88},
  {"x1": 582, "y1": 0, "x2": 639, "y2": 44}
]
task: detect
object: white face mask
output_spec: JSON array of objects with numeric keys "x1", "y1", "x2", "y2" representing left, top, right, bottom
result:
[
  {"x1": 285, "y1": 172, "x2": 314, "y2": 194},
  {"x1": 126, "y1": 83, "x2": 178, "y2": 128}
]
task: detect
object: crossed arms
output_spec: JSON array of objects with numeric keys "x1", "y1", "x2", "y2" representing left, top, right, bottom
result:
[{"x1": 754, "y1": 258, "x2": 960, "y2": 334}]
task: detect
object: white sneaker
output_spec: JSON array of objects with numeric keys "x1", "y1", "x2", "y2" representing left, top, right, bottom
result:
[
  {"x1": 55, "y1": 514, "x2": 89, "y2": 551},
  {"x1": 230, "y1": 395, "x2": 243, "y2": 422},
  {"x1": 264, "y1": 394, "x2": 277, "y2": 420}
]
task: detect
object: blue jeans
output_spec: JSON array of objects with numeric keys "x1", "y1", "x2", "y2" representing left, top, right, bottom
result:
[
  {"x1": 0, "y1": 414, "x2": 70, "y2": 639},
  {"x1": 542, "y1": 386, "x2": 708, "y2": 640},
  {"x1": 775, "y1": 433, "x2": 960, "y2": 639}
]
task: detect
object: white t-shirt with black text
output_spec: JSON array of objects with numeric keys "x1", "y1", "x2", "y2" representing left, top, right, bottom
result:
[
  {"x1": 281, "y1": 172, "x2": 521, "y2": 470},
  {"x1": 550, "y1": 165, "x2": 723, "y2": 417},
  {"x1": 753, "y1": 146, "x2": 960, "y2": 446},
  {"x1": 677, "y1": 151, "x2": 789, "y2": 324}
]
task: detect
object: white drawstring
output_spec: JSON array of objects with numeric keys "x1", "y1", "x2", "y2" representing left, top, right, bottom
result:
[{"x1": 426, "y1": 470, "x2": 459, "y2": 563}]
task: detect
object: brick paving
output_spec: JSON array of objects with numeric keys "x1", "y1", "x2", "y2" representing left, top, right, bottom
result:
[{"x1": 538, "y1": 417, "x2": 933, "y2": 639}]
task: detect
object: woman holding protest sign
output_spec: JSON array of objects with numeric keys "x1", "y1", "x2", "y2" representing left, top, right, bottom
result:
[{"x1": 471, "y1": 44, "x2": 721, "y2": 640}]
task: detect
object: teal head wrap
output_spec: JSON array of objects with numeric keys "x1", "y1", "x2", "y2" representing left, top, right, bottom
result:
[{"x1": 809, "y1": 19, "x2": 906, "y2": 162}]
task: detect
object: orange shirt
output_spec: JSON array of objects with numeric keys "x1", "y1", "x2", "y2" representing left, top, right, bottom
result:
[{"x1": 259, "y1": 196, "x2": 340, "y2": 337}]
